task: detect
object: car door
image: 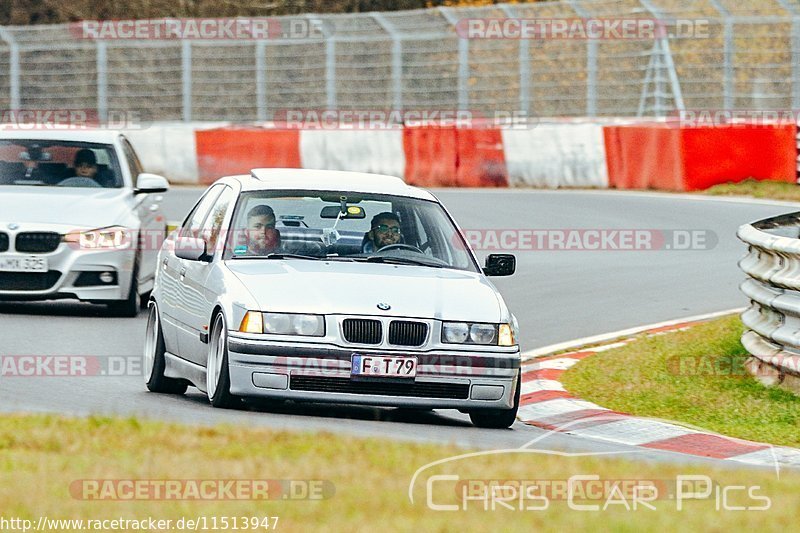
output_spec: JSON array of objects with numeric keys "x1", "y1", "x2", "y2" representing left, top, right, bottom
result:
[
  {"x1": 120, "y1": 135, "x2": 162, "y2": 292},
  {"x1": 176, "y1": 185, "x2": 236, "y2": 365},
  {"x1": 161, "y1": 185, "x2": 224, "y2": 357}
]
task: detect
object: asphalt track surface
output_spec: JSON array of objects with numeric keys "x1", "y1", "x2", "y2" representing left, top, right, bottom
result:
[{"x1": 1, "y1": 188, "x2": 798, "y2": 467}]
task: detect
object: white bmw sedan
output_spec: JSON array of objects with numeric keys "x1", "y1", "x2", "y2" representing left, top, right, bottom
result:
[
  {"x1": 146, "y1": 169, "x2": 520, "y2": 428},
  {"x1": 0, "y1": 131, "x2": 169, "y2": 316}
]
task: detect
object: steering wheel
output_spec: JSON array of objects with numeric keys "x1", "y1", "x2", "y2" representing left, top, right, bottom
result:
[{"x1": 376, "y1": 243, "x2": 424, "y2": 254}]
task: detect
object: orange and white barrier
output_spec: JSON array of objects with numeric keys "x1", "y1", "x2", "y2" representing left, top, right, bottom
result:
[{"x1": 126, "y1": 121, "x2": 798, "y2": 190}]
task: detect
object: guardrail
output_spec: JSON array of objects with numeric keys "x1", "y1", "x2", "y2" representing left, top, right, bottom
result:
[{"x1": 738, "y1": 213, "x2": 800, "y2": 390}]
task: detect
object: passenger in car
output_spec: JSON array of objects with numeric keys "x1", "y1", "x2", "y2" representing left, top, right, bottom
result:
[
  {"x1": 363, "y1": 212, "x2": 402, "y2": 252},
  {"x1": 244, "y1": 204, "x2": 281, "y2": 255}
]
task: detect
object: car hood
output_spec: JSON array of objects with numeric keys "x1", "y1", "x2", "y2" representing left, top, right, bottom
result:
[
  {"x1": 226, "y1": 259, "x2": 503, "y2": 322},
  {"x1": 0, "y1": 186, "x2": 132, "y2": 229}
]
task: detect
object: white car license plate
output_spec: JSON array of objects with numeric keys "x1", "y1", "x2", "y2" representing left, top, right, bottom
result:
[
  {"x1": 0, "y1": 255, "x2": 48, "y2": 273},
  {"x1": 351, "y1": 354, "x2": 417, "y2": 378}
]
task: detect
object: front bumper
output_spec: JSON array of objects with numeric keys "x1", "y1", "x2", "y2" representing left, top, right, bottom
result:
[
  {"x1": 227, "y1": 335, "x2": 520, "y2": 410},
  {"x1": 0, "y1": 244, "x2": 134, "y2": 302}
]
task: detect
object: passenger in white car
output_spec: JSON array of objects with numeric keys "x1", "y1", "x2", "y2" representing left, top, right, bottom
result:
[{"x1": 244, "y1": 204, "x2": 281, "y2": 255}]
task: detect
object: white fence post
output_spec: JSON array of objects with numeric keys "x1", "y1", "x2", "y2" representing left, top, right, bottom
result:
[
  {"x1": 0, "y1": 28, "x2": 20, "y2": 111},
  {"x1": 567, "y1": 1, "x2": 597, "y2": 116},
  {"x1": 96, "y1": 41, "x2": 108, "y2": 123},
  {"x1": 371, "y1": 12, "x2": 403, "y2": 112},
  {"x1": 439, "y1": 7, "x2": 469, "y2": 111},
  {"x1": 776, "y1": 0, "x2": 800, "y2": 109},
  {"x1": 709, "y1": 0, "x2": 734, "y2": 109},
  {"x1": 181, "y1": 41, "x2": 192, "y2": 122},
  {"x1": 500, "y1": 4, "x2": 530, "y2": 117},
  {"x1": 255, "y1": 41, "x2": 267, "y2": 121}
]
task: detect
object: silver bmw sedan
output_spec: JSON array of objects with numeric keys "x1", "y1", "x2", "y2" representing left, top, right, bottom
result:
[{"x1": 145, "y1": 168, "x2": 520, "y2": 428}]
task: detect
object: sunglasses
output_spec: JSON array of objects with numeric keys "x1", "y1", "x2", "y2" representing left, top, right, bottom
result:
[{"x1": 374, "y1": 224, "x2": 401, "y2": 234}]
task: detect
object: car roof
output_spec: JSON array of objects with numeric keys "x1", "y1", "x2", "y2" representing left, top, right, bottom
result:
[
  {"x1": 0, "y1": 129, "x2": 122, "y2": 144},
  {"x1": 225, "y1": 169, "x2": 437, "y2": 201}
]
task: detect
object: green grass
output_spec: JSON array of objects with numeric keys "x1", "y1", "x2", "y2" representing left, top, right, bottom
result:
[
  {"x1": 3, "y1": 413, "x2": 800, "y2": 530},
  {"x1": 562, "y1": 315, "x2": 800, "y2": 448},
  {"x1": 704, "y1": 179, "x2": 800, "y2": 202}
]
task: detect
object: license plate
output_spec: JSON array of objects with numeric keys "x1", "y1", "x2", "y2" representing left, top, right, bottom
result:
[
  {"x1": 0, "y1": 255, "x2": 48, "y2": 273},
  {"x1": 351, "y1": 354, "x2": 417, "y2": 378}
]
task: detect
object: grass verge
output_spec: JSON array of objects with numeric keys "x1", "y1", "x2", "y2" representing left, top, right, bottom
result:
[
  {"x1": 2, "y1": 413, "x2": 800, "y2": 530},
  {"x1": 704, "y1": 179, "x2": 800, "y2": 202},
  {"x1": 562, "y1": 314, "x2": 800, "y2": 448}
]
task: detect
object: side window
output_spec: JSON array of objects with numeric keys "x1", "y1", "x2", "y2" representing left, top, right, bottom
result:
[
  {"x1": 200, "y1": 186, "x2": 235, "y2": 254},
  {"x1": 119, "y1": 137, "x2": 144, "y2": 180},
  {"x1": 180, "y1": 185, "x2": 224, "y2": 239}
]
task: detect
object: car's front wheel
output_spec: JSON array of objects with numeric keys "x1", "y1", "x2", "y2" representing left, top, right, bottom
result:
[
  {"x1": 206, "y1": 313, "x2": 240, "y2": 409},
  {"x1": 107, "y1": 267, "x2": 139, "y2": 317},
  {"x1": 468, "y1": 373, "x2": 521, "y2": 429},
  {"x1": 143, "y1": 303, "x2": 187, "y2": 395}
]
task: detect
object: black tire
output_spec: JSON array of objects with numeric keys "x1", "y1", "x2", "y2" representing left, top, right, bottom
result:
[
  {"x1": 144, "y1": 304, "x2": 188, "y2": 394},
  {"x1": 139, "y1": 290, "x2": 152, "y2": 310},
  {"x1": 107, "y1": 267, "x2": 140, "y2": 317},
  {"x1": 469, "y1": 373, "x2": 521, "y2": 429},
  {"x1": 207, "y1": 313, "x2": 241, "y2": 409}
]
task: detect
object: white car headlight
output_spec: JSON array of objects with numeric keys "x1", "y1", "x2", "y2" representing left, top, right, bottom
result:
[
  {"x1": 442, "y1": 322, "x2": 469, "y2": 343},
  {"x1": 442, "y1": 322, "x2": 501, "y2": 345},
  {"x1": 470, "y1": 323, "x2": 497, "y2": 344},
  {"x1": 263, "y1": 312, "x2": 325, "y2": 336},
  {"x1": 64, "y1": 226, "x2": 131, "y2": 250},
  {"x1": 442, "y1": 322, "x2": 516, "y2": 346}
]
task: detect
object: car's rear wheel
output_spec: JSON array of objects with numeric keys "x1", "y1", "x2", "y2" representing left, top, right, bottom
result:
[
  {"x1": 144, "y1": 303, "x2": 187, "y2": 394},
  {"x1": 468, "y1": 373, "x2": 521, "y2": 429},
  {"x1": 207, "y1": 313, "x2": 240, "y2": 409}
]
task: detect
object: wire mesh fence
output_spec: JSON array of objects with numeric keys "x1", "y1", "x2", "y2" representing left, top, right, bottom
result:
[{"x1": 0, "y1": 0, "x2": 797, "y2": 122}]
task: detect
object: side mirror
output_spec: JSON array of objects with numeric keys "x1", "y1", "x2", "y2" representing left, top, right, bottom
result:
[
  {"x1": 483, "y1": 254, "x2": 516, "y2": 276},
  {"x1": 135, "y1": 173, "x2": 169, "y2": 194},
  {"x1": 175, "y1": 236, "x2": 210, "y2": 262}
]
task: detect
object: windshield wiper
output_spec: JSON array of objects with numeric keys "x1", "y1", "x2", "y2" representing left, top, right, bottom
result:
[
  {"x1": 232, "y1": 253, "x2": 322, "y2": 260},
  {"x1": 265, "y1": 253, "x2": 323, "y2": 260},
  {"x1": 363, "y1": 255, "x2": 444, "y2": 268}
]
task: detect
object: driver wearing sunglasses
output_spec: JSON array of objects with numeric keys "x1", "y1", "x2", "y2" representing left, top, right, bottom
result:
[{"x1": 365, "y1": 212, "x2": 402, "y2": 252}]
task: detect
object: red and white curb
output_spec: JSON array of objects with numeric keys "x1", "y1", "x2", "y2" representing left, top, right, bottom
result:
[{"x1": 519, "y1": 312, "x2": 800, "y2": 469}]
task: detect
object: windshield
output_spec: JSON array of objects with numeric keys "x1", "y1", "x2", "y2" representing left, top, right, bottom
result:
[
  {"x1": 0, "y1": 140, "x2": 123, "y2": 188},
  {"x1": 223, "y1": 190, "x2": 479, "y2": 273}
]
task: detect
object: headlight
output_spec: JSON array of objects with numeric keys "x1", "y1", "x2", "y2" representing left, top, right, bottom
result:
[
  {"x1": 442, "y1": 322, "x2": 469, "y2": 343},
  {"x1": 64, "y1": 226, "x2": 131, "y2": 250},
  {"x1": 442, "y1": 322, "x2": 502, "y2": 345},
  {"x1": 470, "y1": 323, "x2": 496, "y2": 344},
  {"x1": 262, "y1": 312, "x2": 325, "y2": 336}
]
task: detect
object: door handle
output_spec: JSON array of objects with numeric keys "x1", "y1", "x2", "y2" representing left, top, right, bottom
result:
[
  {"x1": 180, "y1": 268, "x2": 186, "y2": 281},
  {"x1": 162, "y1": 257, "x2": 169, "y2": 270},
  {"x1": 149, "y1": 204, "x2": 159, "y2": 212}
]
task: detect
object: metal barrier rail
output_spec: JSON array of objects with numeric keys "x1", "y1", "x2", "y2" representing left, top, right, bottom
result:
[{"x1": 738, "y1": 213, "x2": 800, "y2": 384}]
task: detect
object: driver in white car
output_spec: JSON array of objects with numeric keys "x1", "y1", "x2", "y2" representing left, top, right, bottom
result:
[
  {"x1": 59, "y1": 149, "x2": 101, "y2": 188},
  {"x1": 364, "y1": 212, "x2": 402, "y2": 252}
]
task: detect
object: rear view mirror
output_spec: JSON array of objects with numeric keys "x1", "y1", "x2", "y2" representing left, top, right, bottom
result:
[
  {"x1": 483, "y1": 254, "x2": 516, "y2": 276},
  {"x1": 320, "y1": 205, "x2": 366, "y2": 219}
]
